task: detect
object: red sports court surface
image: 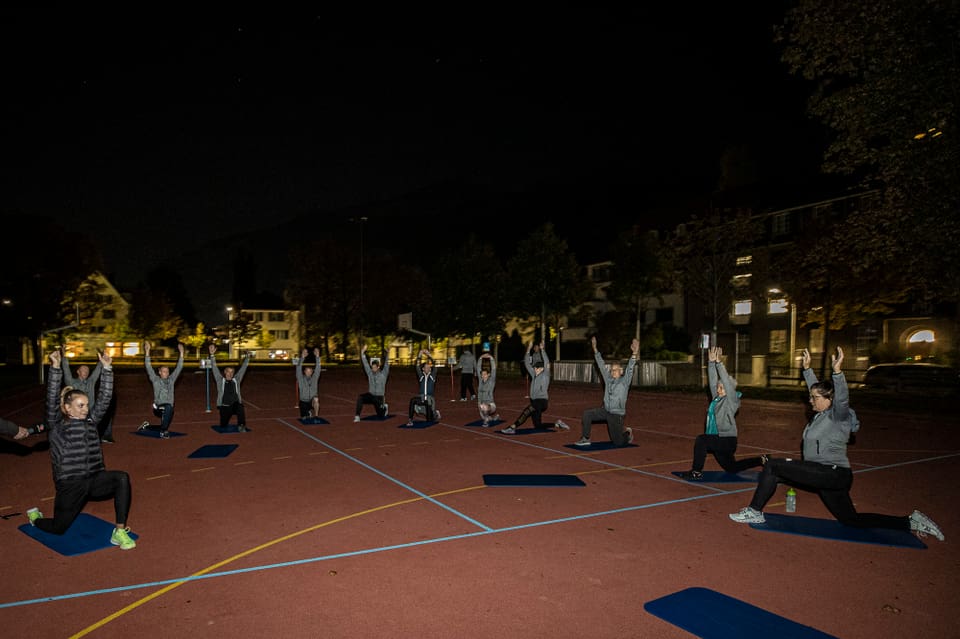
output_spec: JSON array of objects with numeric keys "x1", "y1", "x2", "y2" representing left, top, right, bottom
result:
[{"x1": 1, "y1": 366, "x2": 956, "y2": 638}]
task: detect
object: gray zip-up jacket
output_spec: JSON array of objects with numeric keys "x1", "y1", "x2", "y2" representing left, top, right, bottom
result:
[
  {"x1": 802, "y1": 369, "x2": 853, "y2": 468},
  {"x1": 361, "y1": 352, "x2": 389, "y2": 396},
  {"x1": 62, "y1": 359, "x2": 102, "y2": 396},
  {"x1": 597, "y1": 350, "x2": 637, "y2": 415},
  {"x1": 145, "y1": 351, "x2": 184, "y2": 405},
  {"x1": 477, "y1": 357, "x2": 497, "y2": 403},
  {"x1": 456, "y1": 351, "x2": 477, "y2": 374},
  {"x1": 296, "y1": 358, "x2": 320, "y2": 402},
  {"x1": 707, "y1": 360, "x2": 740, "y2": 437},
  {"x1": 524, "y1": 348, "x2": 550, "y2": 400},
  {"x1": 211, "y1": 354, "x2": 251, "y2": 406}
]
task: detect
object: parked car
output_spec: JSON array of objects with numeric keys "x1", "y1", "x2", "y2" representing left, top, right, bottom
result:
[{"x1": 860, "y1": 363, "x2": 960, "y2": 396}]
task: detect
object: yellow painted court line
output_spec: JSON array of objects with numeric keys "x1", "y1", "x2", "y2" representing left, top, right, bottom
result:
[
  {"x1": 70, "y1": 488, "x2": 481, "y2": 638},
  {"x1": 145, "y1": 475, "x2": 172, "y2": 481},
  {"x1": 378, "y1": 444, "x2": 398, "y2": 448},
  {"x1": 344, "y1": 447, "x2": 364, "y2": 451},
  {"x1": 190, "y1": 467, "x2": 216, "y2": 473},
  {"x1": 308, "y1": 451, "x2": 330, "y2": 455},
  {"x1": 411, "y1": 441, "x2": 430, "y2": 446},
  {"x1": 272, "y1": 456, "x2": 293, "y2": 461},
  {"x1": 234, "y1": 460, "x2": 256, "y2": 466}
]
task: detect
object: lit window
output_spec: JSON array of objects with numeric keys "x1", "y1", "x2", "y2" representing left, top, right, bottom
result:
[
  {"x1": 736, "y1": 255, "x2": 752, "y2": 265},
  {"x1": 734, "y1": 300, "x2": 752, "y2": 316},
  {"x1": 769, "y1": 329, "x2": 786, "y2": 352},
  {"x1": 731, "y1": 274, "x2": 752, "y2": 287},
  {"x1": 768, "y1": 299, "x2": 788, "y2": 314},
  {"x1": 908, "y1": 330, "x2": 935, "y2": 343}
]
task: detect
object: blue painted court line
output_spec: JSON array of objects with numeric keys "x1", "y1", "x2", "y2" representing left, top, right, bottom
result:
[{"x1": 278, "y1": 419, "x2": 493, "y2": 532}]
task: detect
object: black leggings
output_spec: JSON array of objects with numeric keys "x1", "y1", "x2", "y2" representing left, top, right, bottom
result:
[
  {"x1": 750, "y1": 458, "x2": 909, "y2": 530},
  {"x1": 218, "y1": 401, "x2": 246, "y2": 427},
  {"x1": 692, "y1": 434, "x2": 763, "y2": 473},
  {"x1": 356, "y1": 393, "x2": 386, "y2": 417},
  {"x1": 36, "y1": 470, "x2": 132, "y2": 535},
  {"x1": 514, "y1": 398, "x2": 548, "y2": 428}
]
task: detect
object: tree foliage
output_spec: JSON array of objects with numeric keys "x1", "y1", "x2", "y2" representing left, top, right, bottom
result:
[
  {"x1": 606, "y1": 227, "x2": 674, "y2": 344},
  {"x1": 777, "y1": 0, "x2": 960, "y2": 304}
]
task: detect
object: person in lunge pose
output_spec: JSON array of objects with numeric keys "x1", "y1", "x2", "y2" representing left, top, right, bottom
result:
[
  {"x1": 477, "y1": 352, "x2": 499, "y2": 426},
  {"x1": 573, "y1": 336, "x2": 638, "y2": 447},
  {"x1": 141, "y1": 342, "x2": 185, "y2": 438},
  {"x1": 26, "y1": 349, "x2": 136, "y2": 550},
  {"x1": 355, "y1": 345, "x2": 389, "y2": 421},
  {"x1": 677, "y1": 346, "x2": 763, "y2": 477},
  {"x1": 407, "y1": 349, "x2": 440, "y2": 426},
  {"x1": 729, "y1": 346, "x2": 944, "y2": 542},
  {"x1": 209, "y1": 343, "x2": 252, "y2": 432},
  {"x1": 296, "y1": 347, "x2": 322, "y2": 419},
  {"x1": 61, "y1": 352, "x2": 116, "y2": 443},
  {"x1": 501, "y1": 340, "x2": 568, "y2": 434}
]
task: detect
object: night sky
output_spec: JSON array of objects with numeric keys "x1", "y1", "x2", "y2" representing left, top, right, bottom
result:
[{"x1": 2, "y1": 6, "x2": 824, "y2": 325}]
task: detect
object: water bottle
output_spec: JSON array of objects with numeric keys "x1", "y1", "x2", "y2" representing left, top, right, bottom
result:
[{"x1": 785, "y1": 487, "x2": 797, "y2": 513}]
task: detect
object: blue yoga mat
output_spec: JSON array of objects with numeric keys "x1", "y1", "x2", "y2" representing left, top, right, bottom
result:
[
  {"x1": 750, "y1": 513, "x2": 927, "y2": 548},
  {"x1": 483, "y1": 474, "x2": 586, "y2": 487},
  {"x1": 133, "y1": 429, "x2": 186, "y2": 438},
  {"x1": 19, "y1": 513, "x2": 140, "y2": 556},
  {"x1": 211, "y1": 425, "x2": 252, "y2": 433},
  {"x1": 465, "y1": 419, "x2": 504, "y2": 427},
  {"x1": 188, "y1": 444, "x2": 239, "y2": 458},
  {"x1": 360, "y1": 414, "x2": 391, "y2": 421},
  {"x1": 672, "y1": 470, "x2": 759, "y2": 482},
  {"x1": 564, "y1": 442, "x2": 638, "y2": 451},
  {"x1": 644, "y1": 587, "x2": 839, "y2": 639},
  {"x1": 298, "y1": 417, "x2": 330, "y2": 425},
  {"x1": 400, "y1": 420, "x2": 436, "y2": 429}
]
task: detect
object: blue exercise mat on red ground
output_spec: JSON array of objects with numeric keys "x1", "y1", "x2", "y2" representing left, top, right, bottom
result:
[
  {"x1": 211, "y1": 425, "x2": 252, "y2": 433},
  {"x1": 671, "y1": 470, "x2": 759, "y2": 482},
  {"x1": 19, "y1": 513, "x2": 140, "y2": 556},
  {"x1": 483, "y1": 474, "x2": 586, "y2": 487},
  {"x1": 465, "y1": 419, "x2": 504, "y2": 427},
  {"x1": 133, "y1": 428, "x2": 186, "y2": 438},
  {"x1": 360, "y1": 414, "x2": 392, "y2": 421},
  {"x1": 188, "y1": 444, "x2": 239, "y2": 458},
  {"x1": 644, "y1": 587, "x2": 839, "y2": 639},
  {"x1": 563, "y1": 442, "x2": 638, "y2": 451},
  {"x1": 400, "y1": 420, "x2": 436, "y2": 429},
  {"x1": 749, "y1": 513, "x2": 927, "y2": 548},
  {"x1": 298, "y1": 417, "x2": 330, "y2": 425}
]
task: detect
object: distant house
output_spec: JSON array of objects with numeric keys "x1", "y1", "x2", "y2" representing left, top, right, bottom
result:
[
  {"x1": 56, "y1": 271, "x2": 140, "y2": 360},
  {"x1": 225, "y1": 307, "x2": 302, "y2": 360}
]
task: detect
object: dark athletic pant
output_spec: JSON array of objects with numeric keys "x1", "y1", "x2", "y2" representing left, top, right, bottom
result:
[
  {"x1": 356, "y1": 393, "x2": 386, "y2": 418},
  {"x1": 692, "y1": 434, "x2": 763, "y2": 473},
  {"x1": 749, "y1": 458, "x2": 909, "y2": 530},
  {"x1": 514, "y1": 398, "x2": 548, "y2": 428},
  {"x1": 35, "y1": 470, "x2": 132, "y2": 535},
  {"x1": 218, "y1": 401, "x2": 246, "y2": 427},
  {"x1": 580, "y1": 407, "x2": 629, "y2": 445}
]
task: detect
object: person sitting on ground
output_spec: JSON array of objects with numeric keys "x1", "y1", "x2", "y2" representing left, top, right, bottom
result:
[
  {"x1": 574, "y1": 336, "x2": 638, "y2": 447},
  {"x1": 677, "y1": 346, "x2": 763, "y2": 477},
  {"x1": 27, "y1": 349, "x2": 136, "y2": 550},
  {"x1": 407, "y1": 349, "x2": 440, "y2": 426},
  {"x1": 729, "y1": 346, "x2": 944, "y2": 542},
  {"x1": 355, "y1": 345, "x2": 389, "y2": 421},
  {"x1": 296, "y1": 347, "x2": 322, "y2": 419}
]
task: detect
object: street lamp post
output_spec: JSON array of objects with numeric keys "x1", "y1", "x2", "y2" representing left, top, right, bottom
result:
[
  {"x1": 226, "y1": 306, "x2": 234, "y2": 359},
  {"x1": 351, "y1": 216, "x2": 368, "y2": 357}
]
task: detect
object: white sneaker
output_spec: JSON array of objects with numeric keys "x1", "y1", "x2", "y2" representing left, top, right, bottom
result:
[
  {"x1": 434, "y1": 410, "x2": 441, "y2": 420},
  {"x1": 573, "y1": 437, "x2": 591, "y2": 447},
  {"x1": 139, "y1": 421, "x2": 150, "y2": 431},
  {"x1": 555, "y1": 420, "x2": 570, "y2": 431},
  {"x1": 500, "y1": 425, "x2": 516, "y2": 435},
  {"x1": 729, "y1": 507, "x2": 765, "y2": 524},
  {"x1": 382, "y1": 403, "x2": 388, "y2": 415},
  {"x1": 910, "y1": 510, "x2": 945, "y2": 541},
  {"x1": 625, "y1": 427, "x2": 634, "y2": 445},
  {"x1": 353, "y1": 416, "x2": 360, "y2": 423}
]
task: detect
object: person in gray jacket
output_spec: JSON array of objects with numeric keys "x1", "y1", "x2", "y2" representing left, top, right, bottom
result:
[
  {"x1": 355, "y1": 345, "x2": 389, "y2": 421},
  {"x1": 729, "y1": 346, "x2": 944, "y2": 542},
  {"x1": 0, "y1": 417, "x2": 43, "y2": 440},
  {"x1": 209, "y1": 343, "x2": 251, "y2": 431},
  {"x1": 678, "y1": 346, "x2": 763, "y2": 477},
  {"x1": 62, "y1": 351, "x2": 115, "y2": 443},
  {"x1": 455, "y1": 348, "x2": 477, "y2": 401},
  {"x1": 477, "y1": 352, "x2": 499, "y2": 426},
  {"x1": 573, "y1": 336, "x2": 639, "y2": 447},
  {"x1": 140, "y1": 342, "x2": 185, "y2": 438},
  {"x1": 296, "y1": 347, "x2": 322, "y2": 418},
  {"x1": 501, "y1": 340, "x2": 568, "y2": 434}
]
